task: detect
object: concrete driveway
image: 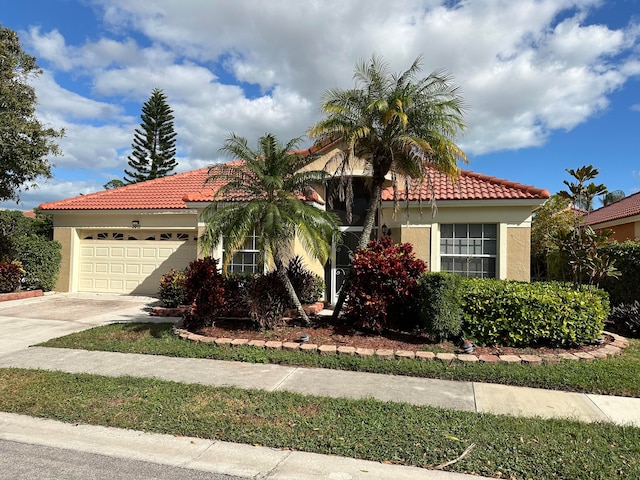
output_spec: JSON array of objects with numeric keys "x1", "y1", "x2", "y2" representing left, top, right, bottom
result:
[{"x1": 0, "y1": 293, "x2": 165, "y2": 354}]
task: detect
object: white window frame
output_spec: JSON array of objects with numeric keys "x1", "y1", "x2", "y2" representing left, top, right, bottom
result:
[
  {"x1": 439, "y1": 223, "x2": 497, "y2": 278},
  {"x1": 223, "y1": 231, "x2": 261, "y2": 274}
]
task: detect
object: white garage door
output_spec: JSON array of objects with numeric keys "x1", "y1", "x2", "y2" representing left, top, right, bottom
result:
[{"x1": 78, "y1": 231, "x2": 197, "y2": 295}]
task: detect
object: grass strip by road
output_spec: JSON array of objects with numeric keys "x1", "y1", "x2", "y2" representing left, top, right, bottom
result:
[
  {"x1": 39, "y1": 322, "x2": 640, "y2": 397},
  {"x1": 1, "y1": 367, "x2": 638, "y2": 480}
]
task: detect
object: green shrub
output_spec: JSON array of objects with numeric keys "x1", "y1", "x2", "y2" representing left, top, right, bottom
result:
[
  {"x1": 460, "y1": 279, "x2": 609, "y2": 347},
  {"x1": 14, "y1": 235, "x2": 61, "y2": 291},
  {"x1": 608, "y1": 301, "x2": 640, "y2": 338},
  {"x1": 415, "y1": 272, "x2": 463, "y2": 341},
  {"x1": 599, "y1": 241, "x2": 640, "y2": 306},
  {"x1": 183, "y1": 257, "x2": 226, "y2": 330},
  {"x1": 286, "y1": 255, "x2": 324, "y2": 305},
  {"x1": 158, "y1": 269, "x2": 187, "y2": 308},
  {"x1": 222, "y1": 273, "x2": 253, "y2": 317},
  {"x1": 244, "y1": 271, "x2": 288, "y2": 329},
  {"x1": 0, "y1": 261, "x2": 23, "y2": 293}
]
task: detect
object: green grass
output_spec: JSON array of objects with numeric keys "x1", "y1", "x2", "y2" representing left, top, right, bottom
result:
[
  {"x1": 39, "y1": 322, "x2": 640, "y2": 397},
  {"x1": 0, "y1": 367, "x2": 638, "y2": 480}
]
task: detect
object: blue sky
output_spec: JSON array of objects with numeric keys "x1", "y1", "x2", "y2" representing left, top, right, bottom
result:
[{"x1": 1, "y1": 0, "x2": 639, "y2": 210}]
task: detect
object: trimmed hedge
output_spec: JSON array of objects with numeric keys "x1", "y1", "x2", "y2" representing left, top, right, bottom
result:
[
  {"x1": 15, "y1": 236, "x2": 61, "y2": 291},
  {"x1": 599, "y1": 241, "x2": 640, "y2": 306},
  {"x1": 460, "y1": 279, "x2": 609, "y2": 347},
  {"x1": 415, "y1": 272, "x2": 463, "y2": 341}
]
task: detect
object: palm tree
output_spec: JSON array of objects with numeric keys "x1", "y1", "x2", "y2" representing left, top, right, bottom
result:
[
  {"x1": 200, "y1": 133, "x2": 341, "y2": 326},
  {"x1": 308, "y1": 54, "x2": 468, "y2": 315},
  {"x1": 600, "y1": 190, "x2": 625, "y2": 207}
]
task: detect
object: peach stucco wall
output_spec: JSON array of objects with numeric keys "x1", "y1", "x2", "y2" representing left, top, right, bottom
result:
[{"x1": 506, "y1": 227, "x2": 531, "y2": 281}]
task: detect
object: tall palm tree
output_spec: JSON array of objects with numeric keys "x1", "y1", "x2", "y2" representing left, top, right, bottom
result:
[
  {"x1": 200, "y1": 133, "x2": 341, "y2": 326},
  {"x1": 600, "y1": 190, "x2": 625, "y2": 207},
  {"x1": 308, "y1": 54, "x2": 468, "y2": 315}
]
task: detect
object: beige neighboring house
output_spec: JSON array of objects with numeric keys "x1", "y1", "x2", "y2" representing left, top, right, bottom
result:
[
  {"x1": 39, "y1": 145, "x2": 549, "y2": 301},
  {"x1": 583, "y1": 191, "x2": 640, "y2": 242}
]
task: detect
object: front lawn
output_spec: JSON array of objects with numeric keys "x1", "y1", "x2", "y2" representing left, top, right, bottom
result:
[
  {"x1": 0, "y1": 368, "x2": 638, "y2": 479},
  {"x1": 39, "y1": 322, "x2": 640, "y2": 397}
]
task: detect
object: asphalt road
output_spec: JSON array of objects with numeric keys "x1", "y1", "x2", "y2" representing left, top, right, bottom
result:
[{"x1": 0, "y1": 439, "x2": 244, "y2": 480}]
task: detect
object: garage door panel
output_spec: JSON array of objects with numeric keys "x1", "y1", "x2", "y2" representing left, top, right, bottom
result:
[
  {"x1": 78, "y1": 232, "x2": 196, "y2": 295},
  {"x1": 95, "y1": 263, "x2": 109, "y2": 274},
  {"x1": 142, "y1": 248, "x2": 157, "y2": 258},
  {"x1": 79, "y1": 263, "x2": 94, "y2": 273},
  {"x1": 110, "y1": 264, "x2": 124, "y2": 274},
  {"x1": 94, "y1": 247, "x2": 110, "y2": 257}
]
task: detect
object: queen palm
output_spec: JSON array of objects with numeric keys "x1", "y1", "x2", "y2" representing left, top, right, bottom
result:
[
  {"x1": 308, "y1": 54, "x2": 468, "y2": 315},
  {"x1": 200, "y1": 133, "x2": 341, "y2": 326}
]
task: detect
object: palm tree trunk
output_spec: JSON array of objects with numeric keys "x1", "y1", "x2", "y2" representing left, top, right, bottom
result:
[
  {"x1": 331, "y1": 183, "x2": 382, "y2": 319},
  {"x1": 275, "y1": 259, "x2": 311, "y2": 327}
]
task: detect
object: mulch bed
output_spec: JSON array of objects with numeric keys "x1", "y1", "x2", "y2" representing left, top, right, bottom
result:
[{"x1": 195, "y1": 314, "x2": 612, "y2": 356}]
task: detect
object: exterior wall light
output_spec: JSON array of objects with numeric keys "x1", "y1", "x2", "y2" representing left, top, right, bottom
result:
[{"x1": 131, "y1": 220, "x2": 140, "y2": 229}]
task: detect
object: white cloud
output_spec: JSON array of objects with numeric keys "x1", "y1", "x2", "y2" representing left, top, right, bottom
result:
[{"x1": 9, "y1": 0, "x2": 640, "y2": 206}]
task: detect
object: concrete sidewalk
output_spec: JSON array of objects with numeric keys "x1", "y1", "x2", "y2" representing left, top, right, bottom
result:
[{"x1": 0, "y1": 293, "x2": 639, "y2": 479}]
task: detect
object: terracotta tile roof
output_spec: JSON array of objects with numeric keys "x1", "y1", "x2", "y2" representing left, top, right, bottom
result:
[
  {"x1": 40, "y1": 168, "x2": 212, "y2": 211},
  {"x1": 40, "y1": 162, "x2": 549, "y2": 211},
  {"x1": 381, "y1": 167, "x2": 550, "y2": 201},
  {"x1": 584, "y1": 191, "x2": 640, "y2": 226},
  {"x1": 39, "y1": 162, "x2": 325, "y2": 211}
]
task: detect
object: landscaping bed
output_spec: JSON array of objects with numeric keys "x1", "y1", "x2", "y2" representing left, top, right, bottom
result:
[{"x1": 193, "y1": 314, "x2": 617, "y2": 358}]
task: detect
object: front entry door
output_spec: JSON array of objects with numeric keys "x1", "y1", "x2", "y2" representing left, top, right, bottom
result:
[{"x1": 327, "y1": 227, "x2": 362, "y2": 305}]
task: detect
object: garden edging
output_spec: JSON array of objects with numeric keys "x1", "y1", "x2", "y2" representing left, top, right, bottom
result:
[{"x1": 168, "y1": 317, "x2": 629, "y2": 364}]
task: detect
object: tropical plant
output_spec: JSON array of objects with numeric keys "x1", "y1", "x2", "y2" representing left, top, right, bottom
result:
[
  {"x1": 530, "y1": 194, "x2": 573, "y2": 280},
  {"x1": 552, "y1": 165, "x2": 618, "y2": 288},
  {"x1": 0, "y1": 24, "x2": 63, "y2": 202},
  {"x1": 286, "y1": 255, "x2": 324, "y2": 305},
  {"x1": 200, "y1": 133, "x2": 341, "y2": 326},
  {"x1": 599, "y1": 190, "x2": 625, "y2": 207},
  {"x1": 182, "y1": 257, "x2": 226, "y2": 330},
  {"x1": 124, "y1": 88, "x2": 177, "y2": 184},
  {"x1": 308, "y1": 54, "x2": 467, "y2": 316},
  {"x1": 343, "y1": 237, "x2": 427, "y2": 332},
  {"x1": 558, "y1": 165, "x2": 607, "y2": 212},
  {"x1": 158, "y1": 269, "x2": 187, "y2": 308}
]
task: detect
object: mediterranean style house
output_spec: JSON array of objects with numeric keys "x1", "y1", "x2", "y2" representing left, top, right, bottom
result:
[
  {"x1": 40, "y1": 143, "x2": 549, "y2": 302},
  {"x1": 583, "y1": 191, "x2": 640, "y2": 242}
]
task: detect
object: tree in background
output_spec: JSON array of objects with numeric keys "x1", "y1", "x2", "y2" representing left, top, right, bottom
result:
[
  {"x1": 308, "y1": 54, "x2": 467, "y2": 316},
  {"x1": 558, "y1": 165, "x2": 606, "y2": 212},
  {"x1": 124, "y1": 88, "x2": 177, "y2": 184},
  {"x1": 600, "y1": 190, "x2": 626, "y2": 207},
  {"x1": 530, "y1": 194, "x2": 573, "y2": 280},
  {"x1": 552, "y1": 165, "x2": 618, "y2": 288},
  {"x1": 103, "y1": 179, "x2": 125, "y2": 190},
  {"x1": 0, "y1": 24, "x2": 63, "y2": 202}
]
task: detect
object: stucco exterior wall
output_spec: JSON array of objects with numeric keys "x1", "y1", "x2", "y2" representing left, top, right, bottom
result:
[
  {"x1": 506, "y1": 227, "x2": 531, "y2": 281},
  {"x1": 399, "y1": 226, "x2": 431, "y2": 268},
  {"x1": 52, "y1": 211, "x2": 198, "y2": 229},
  {"x1": 609, "y1": 222, "x2": 636, "y2": 242},
  {"x1": 52, "y1": 227, "x2": 74, "y2": 292},
  {"x1": 379, "y1": 202, "x2": 537, "y2": 281}
]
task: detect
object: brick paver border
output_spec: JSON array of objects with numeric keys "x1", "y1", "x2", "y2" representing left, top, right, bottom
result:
[{"x1": 173, "y1": 323, "x2": 628, "y2": 364}]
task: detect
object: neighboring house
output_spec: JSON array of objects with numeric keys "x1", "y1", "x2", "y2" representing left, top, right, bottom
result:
[
  {"x1": 39, "y1": 145, "x2": 549, "y2": 301},
  {"x1": 583, "y1": 191, "x2": 640, "y2": 242}
]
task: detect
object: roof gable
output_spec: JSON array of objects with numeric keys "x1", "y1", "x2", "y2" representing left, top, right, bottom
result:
[{"x1": 584, "y1": 191, "x2": 640, "y2": 226}]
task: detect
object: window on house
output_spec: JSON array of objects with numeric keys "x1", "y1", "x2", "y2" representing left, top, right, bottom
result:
[
  {"x1": 440, "y1": 224, "x2": 497, "y2": 278},
  {"x1": 223, "y1": 232, "x2": 260, "y2": 274}
]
